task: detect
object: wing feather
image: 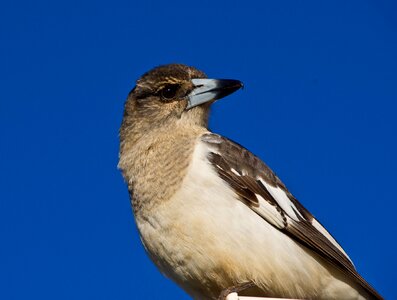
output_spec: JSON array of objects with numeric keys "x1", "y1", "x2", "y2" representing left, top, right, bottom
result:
[{"x1": 201, "y1": 133, "x2": 382, "y2": 300}]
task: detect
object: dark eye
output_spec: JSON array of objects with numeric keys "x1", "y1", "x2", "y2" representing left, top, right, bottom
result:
[{"x1": 160, "y1": 84, "x2": 179, "y2": 100}]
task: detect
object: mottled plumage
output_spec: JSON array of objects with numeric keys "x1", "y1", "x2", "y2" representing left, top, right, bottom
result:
[{"x1": 118, "y1": 64, "x2": 382, "y2": 299}]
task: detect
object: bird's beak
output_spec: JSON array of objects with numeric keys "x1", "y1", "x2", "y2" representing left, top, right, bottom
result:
[{"x1": 186, "y1": 78, "x2": 243, "y2": 110}]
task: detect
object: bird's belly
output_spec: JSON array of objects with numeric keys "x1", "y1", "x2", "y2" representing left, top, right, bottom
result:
[{"x1": 135, "y1": 143, "x2": 364, "y2": 299}]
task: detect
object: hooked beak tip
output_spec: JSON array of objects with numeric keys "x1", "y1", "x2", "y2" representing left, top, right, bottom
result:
[{"x1": 186, "y1": 78, "x2": 243, "y2": 110}]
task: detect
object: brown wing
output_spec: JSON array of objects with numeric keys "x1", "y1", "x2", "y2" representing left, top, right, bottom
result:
[{"x1": 201, "y1": 133, "x2": 382, "y2": 300}]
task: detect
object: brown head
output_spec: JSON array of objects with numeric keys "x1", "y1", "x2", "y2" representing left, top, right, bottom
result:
[
  {"x1": 120, "y1": 64, "x2": 243, "y2": 146},
  {"x1": 119, "y1": 64, "x2": 242, "y2": 212}
]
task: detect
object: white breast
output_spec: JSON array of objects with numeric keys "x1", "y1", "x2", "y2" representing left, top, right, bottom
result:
[{"x1": 135, "y1": 139, "x2": 366, "y2": 299}]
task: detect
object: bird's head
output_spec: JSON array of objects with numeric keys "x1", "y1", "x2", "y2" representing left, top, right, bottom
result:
[{"x1": 120, "y1": 64, "x2": 242, "y2": 141}]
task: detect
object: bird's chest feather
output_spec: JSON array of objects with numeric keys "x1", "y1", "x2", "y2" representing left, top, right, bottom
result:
[
  {"x1": 135, "y1": 141, "x2": 251, "y2": 295},
  {"x1": 134, "y1": 141, "x2": 366, "y2": 299},
  {"x1": 135, "y1": 142, "x2": 308, "y2": 297}
]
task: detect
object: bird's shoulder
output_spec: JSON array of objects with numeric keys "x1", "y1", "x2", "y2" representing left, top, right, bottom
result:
[{"x1": 199, "y1": 132, "x2": 382, "y2": 300}]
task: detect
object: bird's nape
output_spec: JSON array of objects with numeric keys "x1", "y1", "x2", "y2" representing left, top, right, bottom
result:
[{"x1": 118, "y1": 64, "x2": 383, "y2": 300}]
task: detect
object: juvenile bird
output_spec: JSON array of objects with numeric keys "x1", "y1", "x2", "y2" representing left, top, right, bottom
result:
[{"x1": 118, "y1": 64, "x2": 382, "y2": 300}]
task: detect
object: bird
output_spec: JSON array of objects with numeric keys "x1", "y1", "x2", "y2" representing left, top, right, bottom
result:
[{"x1": 118, "y1": 64, "x2": 383, "y2": 300}]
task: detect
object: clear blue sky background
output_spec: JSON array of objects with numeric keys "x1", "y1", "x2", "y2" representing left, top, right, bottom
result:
[{"x1": 1, "y1": 1, "x2": 396, "y2": 299}]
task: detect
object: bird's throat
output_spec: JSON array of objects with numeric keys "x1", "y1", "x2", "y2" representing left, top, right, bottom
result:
[{"x1": 119, "y1": 122, "x2": 207, "y2": 215}]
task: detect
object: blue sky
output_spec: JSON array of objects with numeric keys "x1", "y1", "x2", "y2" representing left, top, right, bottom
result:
[{"x1": 1, "y1": 0, "x2": 396, "y2": 299}]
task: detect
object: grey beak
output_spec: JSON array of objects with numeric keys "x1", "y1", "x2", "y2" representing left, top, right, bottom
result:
[{"x1": 186, "y1": 78, "x2": 243, "y2": 110}]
